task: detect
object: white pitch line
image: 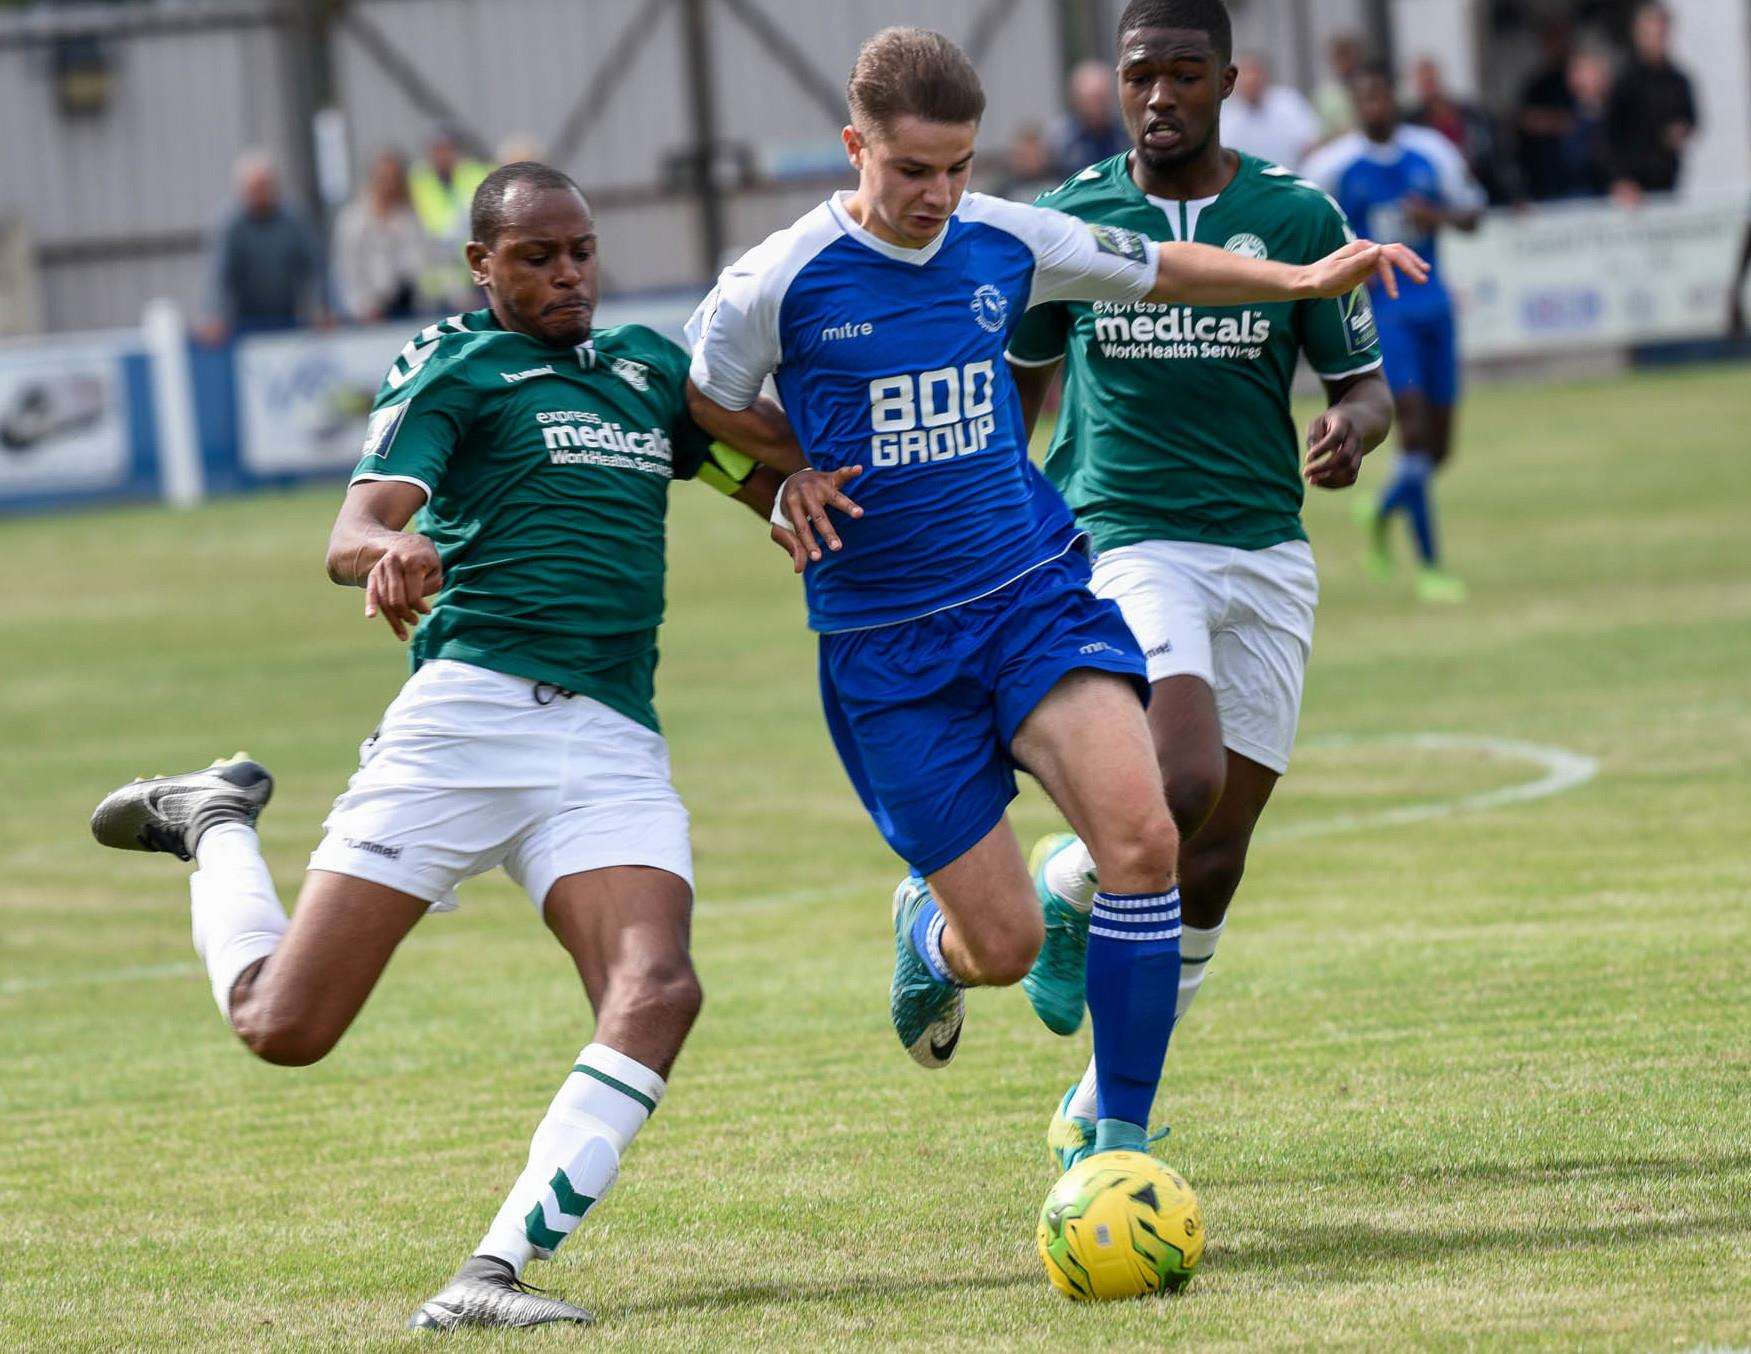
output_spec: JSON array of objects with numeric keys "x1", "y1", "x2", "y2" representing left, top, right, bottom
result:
[
  {"x1": 1255, "y1": 732, "x2": 1599, "y2": 845},
  {"x1": 0, "y1": 960, "x2": 202, "y2": 996},
  {"x1": 4, "y1": 735, "x2": 1596, "y2": 994}
]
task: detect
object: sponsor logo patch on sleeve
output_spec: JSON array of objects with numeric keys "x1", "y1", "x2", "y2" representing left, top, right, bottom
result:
[
  {"x1": 360, "y1": 401, "x2": 408, "y2": 460},
  {"x1": 1343, "y1": 288, "x2": 1378, "y2": 355},
  {"x1": 1088, "y1": 223, "x2": 1151, "y2": 265}
]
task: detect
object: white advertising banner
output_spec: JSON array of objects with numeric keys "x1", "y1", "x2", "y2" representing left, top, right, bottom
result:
[
  {"x1": 234, "y1": 322, "x2": 411, "y2": 475},
  {"x1": 233, "y1": 297, "x2": 706, "y2": 476},
  {"x1": 1446, "y1": 195, "x2": 1748, "y2": 359},
  {"x1": 0, "y1": 338, "x2": 130, "y2": 496}
]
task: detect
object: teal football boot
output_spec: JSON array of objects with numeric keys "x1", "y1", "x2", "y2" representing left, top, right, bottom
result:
[
  {"x1": 1021, "y1": 832, "x2": 1093, "y2": 1036},
  {"x1": 889, "y1": 876, "x2": 964, "y2": 1069},
  {"x1": 1047, "y1": 1083, "x2": 1096, "y2": 1171}
]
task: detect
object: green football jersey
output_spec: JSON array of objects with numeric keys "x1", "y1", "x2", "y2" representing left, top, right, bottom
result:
[
  {"x1": 350, "y1": 309, "x2": 713, "y2": 732},
  {"x1": 1008, "y1": 152, "x2": 1382, "y2": 553}
]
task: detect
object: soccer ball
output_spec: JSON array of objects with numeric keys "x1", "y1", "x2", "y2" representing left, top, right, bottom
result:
[{"x1": 1035, "y1": 1151, "x2": 1204, "y2": 1300}]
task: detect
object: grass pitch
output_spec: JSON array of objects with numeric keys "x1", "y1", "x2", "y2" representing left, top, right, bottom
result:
[{"x1": 2, "y1": 364, "x2": 1748, "y2": 1350}]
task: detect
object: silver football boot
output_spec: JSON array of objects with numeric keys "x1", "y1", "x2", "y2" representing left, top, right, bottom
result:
[
  {"x1": 89, "y1": 753, "x2": 274, "y2": 861},
  {"x1": 407, "y1": 1256, "x2": 593, "y2": 1331}
]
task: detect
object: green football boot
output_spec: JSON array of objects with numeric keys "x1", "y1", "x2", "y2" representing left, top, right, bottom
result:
[
  {"x1": 1021, "y1": 832, "x2": 1093, "y2": 1036},
  {"x1": 889, "y1": 876, "x2": 964, "y2": 1069},
  {"x1": 1047, "y1": 1083, "x2": 1096, "y2": 1171},
  {"x1": 1414, "y1": 567, "x2": 1468, "y2": 604}
]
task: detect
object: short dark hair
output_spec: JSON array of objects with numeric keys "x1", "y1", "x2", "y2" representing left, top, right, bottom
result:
[
  {"x1": 469, "y1": 161, "x2": 587, "y2": 246},
  {"x1": 1116, "y1": 0, "x2": 1233, "y2": 62},
  {"x1": 847, "y1": 27, "x2": 985, "y2": 138}
]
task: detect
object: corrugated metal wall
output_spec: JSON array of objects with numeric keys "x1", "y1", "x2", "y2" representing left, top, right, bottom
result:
[
  {"x1": 4, "y1": 0, "x2": 1065, "y2": 333},
  {"x1": 0, "y1": 3, "x2": 303, "y2": 334}
]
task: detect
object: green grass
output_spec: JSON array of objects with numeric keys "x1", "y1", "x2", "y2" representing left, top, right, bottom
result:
[{"x1": 3, "y1": 364, "x2": 1749, "y2": 1350}]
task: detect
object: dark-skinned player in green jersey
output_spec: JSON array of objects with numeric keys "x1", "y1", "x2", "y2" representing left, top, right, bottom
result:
[
  {"x1": 1005, "y1": 0, "x2": 1399, "y2": 1166},
  {"x1": 89, "y1": 163, "x2": 807, "y2": 1330}
]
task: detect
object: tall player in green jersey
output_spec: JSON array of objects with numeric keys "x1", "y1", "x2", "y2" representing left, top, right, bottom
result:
[
  {"x1": 1006, "y1": 0, "x2": 1398, "y2": 1166},
  {"x1": 89, "y1": 163, "x2": 800, "y2": 1329}
]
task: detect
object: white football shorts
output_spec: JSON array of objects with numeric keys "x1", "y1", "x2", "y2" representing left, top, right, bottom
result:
[
  {"x1": 1090, "y1": 538, "x2": 1318, "y2": 775},
  {"x1": 308, "y1": 659, "x2": 692, "y2": 912}
]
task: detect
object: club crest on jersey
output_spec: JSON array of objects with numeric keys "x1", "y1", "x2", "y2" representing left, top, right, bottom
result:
[
  {"x1": 970, "y1": 284, "x2": 1009, "y2": 334},
  {"x1": 1088, "y1": 223, "x2": 1150, "y2": 265},
  {"x1": 1224, "y1": 233, "x2": 1269, "y2": 259},
  {"x1": 609, "y1": 357, "x2": 651, "y2": 392}
]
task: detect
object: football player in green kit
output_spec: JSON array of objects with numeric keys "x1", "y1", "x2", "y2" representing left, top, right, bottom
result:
[
  {"x1": 1005, "y1": 0, "x2": 1398, "y2": 1166},
  {"x1": 90, "y1": 163, "x2": 802, "y2": 1330}
]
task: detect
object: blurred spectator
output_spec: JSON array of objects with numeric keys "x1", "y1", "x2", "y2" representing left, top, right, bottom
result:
[
  {"x1": 199, "y1": 150, "x2": 326, "y2": 343},
  {"x1": 1314, "y1": 32, "x2": 1366, "y2": 139},
  {"x1": 1407, "y1": 56, "x2": 1513, "y2": 205},
  {"x1": 1223, "y1": 51, "x2": 1320, "y2": 170},
  {"x1": 332, "y1": 149, "x2": 427, "y2": 324},
  {"x1": 1605, "y1": 1, "x2": 1696, "y2": 203},
  {"x1": 1050, "y1": 58, "x2": 1127, "y2": 175},
  {"x1": 1552, "y1": 47, "x2": 1615, "y2": 199},
  {"x1": 994, "y1": 122, "x2": 1057, "y2": 201},
  {"x1": 410, "y1": 128, "x2": 492, "y2": 309},
  {"x1": 1516, "y1": 17, "x2": 1578, "y2": 201}
]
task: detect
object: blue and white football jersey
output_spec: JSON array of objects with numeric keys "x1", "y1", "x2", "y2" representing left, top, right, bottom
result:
[
  {"x1": 1302, "y1": 127, "x2": 1483, "y2": 314},
  {"x1": 686, "y1": 190, "x2": 1159, "y2": 633}
]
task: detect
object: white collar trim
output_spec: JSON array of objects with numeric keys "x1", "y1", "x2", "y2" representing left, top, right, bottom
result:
[{"x1": 828, "y1": 191, "x2": 951, "y2": 266}]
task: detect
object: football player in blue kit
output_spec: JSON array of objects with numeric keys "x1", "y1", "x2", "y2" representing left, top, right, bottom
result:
[
  {"x1": 686, "y1": 27, "x2": 1424, "y2": 1157},
  {"x1": 1304, "y1": 63, "x2": 1484, "y2": 603}
]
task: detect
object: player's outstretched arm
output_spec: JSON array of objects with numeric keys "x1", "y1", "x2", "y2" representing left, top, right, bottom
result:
[
  {"x1": 1146, "y1": 238, "x2": 1428, "y2": 306},
  {"x1": 325, "y1": 479, "x2": 442, "y2": 642},
  {"x1": 684, "y1": 383, "x2": 807, "y2": 477}
]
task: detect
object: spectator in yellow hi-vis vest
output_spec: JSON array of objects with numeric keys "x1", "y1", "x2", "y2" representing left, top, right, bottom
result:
[{"x1": 409, "y1": 129, "x2": 492, "y2": 311}]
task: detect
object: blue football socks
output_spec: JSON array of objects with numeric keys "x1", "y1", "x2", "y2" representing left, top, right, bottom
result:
[
  {"x1": 908, "y1": 887, "x2": 960, "y2": 988},
  {"x1": 1376, "y1": 450, "x2": 1438, "y2": 565},
  {"x1": 1085, "y1": 888, "x2": 1182, "y2": 1132}
]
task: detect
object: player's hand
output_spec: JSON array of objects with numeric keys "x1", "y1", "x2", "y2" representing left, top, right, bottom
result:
[
  {"x1": 1302, "y1": 239, "x2": 1428, "y2": 302},
  {"x1": 363, "y1": 534, "x2": 442, "y2": 641},
  {"x1": 1303, "y1": 408, "x2": 1365, "y2": 489},
  {"x1": 779, "y1": 465, "x2": 864, "y2": 564}
]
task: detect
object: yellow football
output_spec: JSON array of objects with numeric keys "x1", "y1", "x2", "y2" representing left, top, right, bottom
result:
[{"x1": 1035, "y1": 1150, "x2": 1204, "y2": 1300}]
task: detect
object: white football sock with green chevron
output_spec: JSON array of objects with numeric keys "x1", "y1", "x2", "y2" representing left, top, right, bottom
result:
[{"x1": 475, "y1": 1043, "x2": 665, "y2": 1276}]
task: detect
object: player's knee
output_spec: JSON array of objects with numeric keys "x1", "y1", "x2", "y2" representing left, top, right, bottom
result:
[
  {"x1": 232, "y1": 1009, "x2": 339, "y2": 1067},
  {"x1": 1092, "y1": 807, "x2": 1181, "y2": 890},
  {"x1": 609, "y1": 954, "x2": 704, "y2": 1033},
  {"x1": 1162, "y1": 759, "x2": 1224, "y2": 840}
]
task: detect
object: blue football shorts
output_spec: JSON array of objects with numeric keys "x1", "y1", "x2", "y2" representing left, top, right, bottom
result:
[
  {"x1": 1375, "y1": 296, "x2": 1459, "y2": 409},
  {"x1": 818, "y1": 546, "x2": 1148, "y2": 877}
]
